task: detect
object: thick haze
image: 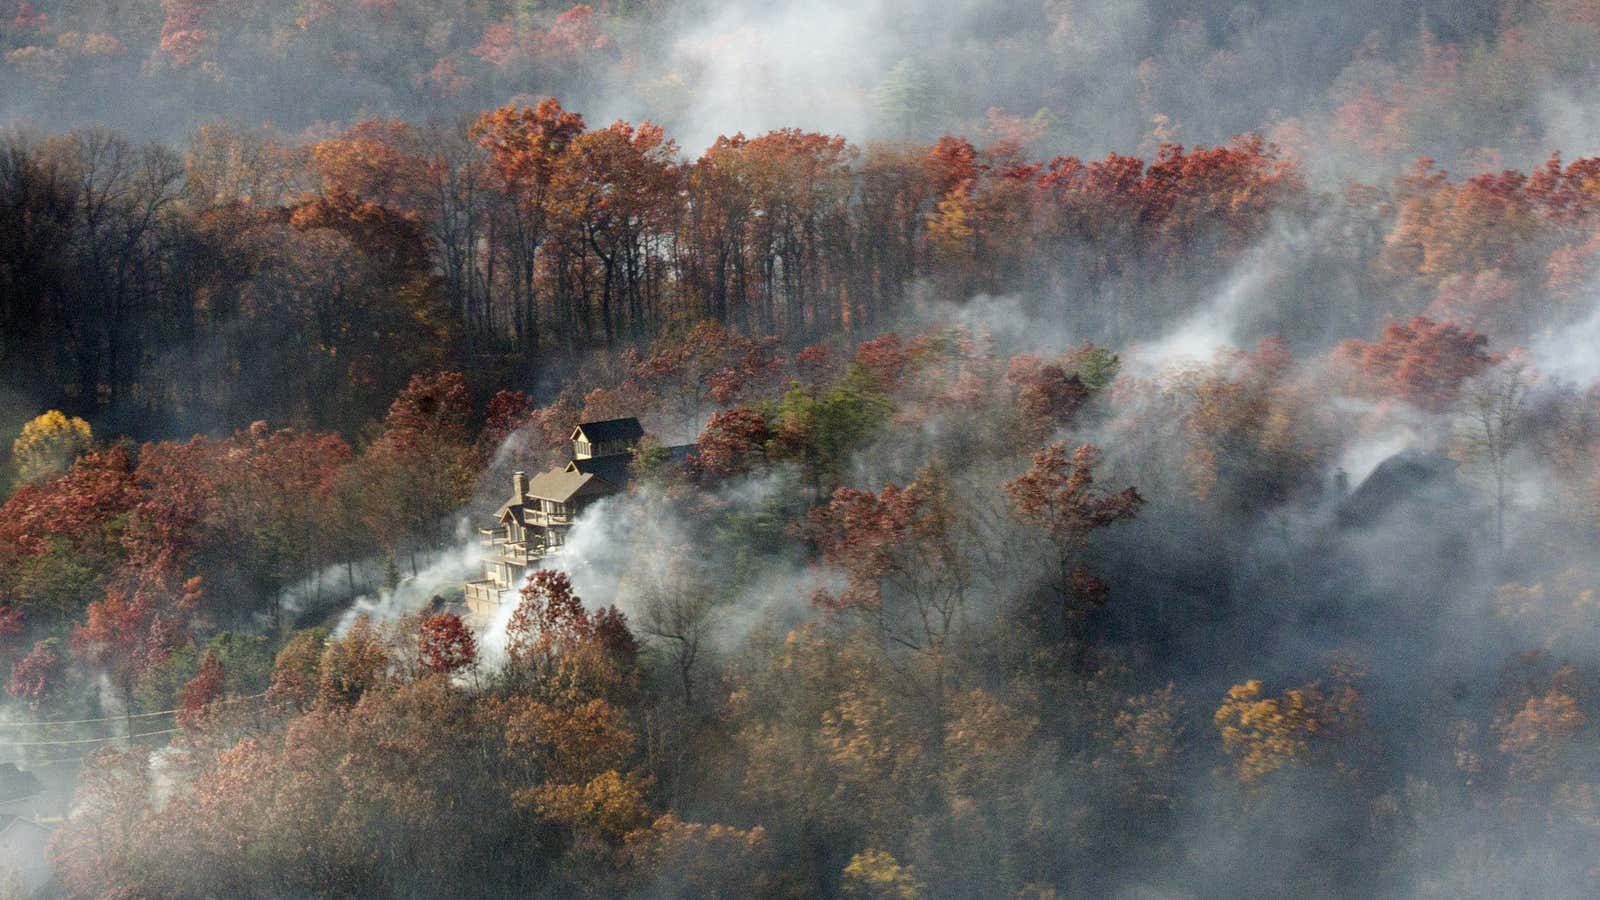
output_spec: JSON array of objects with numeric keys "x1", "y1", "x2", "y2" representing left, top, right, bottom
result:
[
  {"x1": 7, "y1": 0, "x2": 1600, "y2": 173},
  {"x1": 7, "y1": 0, "x2": 1600, "y2": 897}
]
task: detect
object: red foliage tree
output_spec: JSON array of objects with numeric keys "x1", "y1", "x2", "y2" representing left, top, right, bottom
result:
[
  {"x1": 158, "y1": 0, "x2": 220, "y2": 68},
  {"x1": 70, "y1": 589, "x2": 170, "y2": 707},
  {"x1": 693, "y1": 407, "x2": 772, "y2": 482},
  {"x1": 382, "y1": 370, "x2": 474, "y2": 450},
  {"x1": 852, "y1": 334, "x2": 911, "y2": 392},
  {"x1": 8, "y1": 637, "x2": 65, "y2": 710},
  {"x1": 123, "y1": 437, "x2": 224, "y2": 592},
  {"x1": 483, "y1": 389, "x2": 536, "y2": 450},
  {"x1": 1334, "y1": 316, "x2": 1495, "y2": 412},
  {"x1": 506, "y1": 570, "x2": 635, "y2": 681},
  {"x1": 472, "y1": 98, "x2": 587, "y2": 361},
  {"x1": 1005, "y1": 444, "x2": 1143, "y2": 630},
  {"x1": 808, "y1": 468, "x2": 969, "y2": 654},
  {"x1": 418, "y1": 613, "x2": 478, "y2": 676},
  {"x1": 178, "y1": 650, "x2": 225, "y2": 731},
  {"x1": 0, "y1": 447, "x2": 140, "y2": 562},
  {"x1": 925, "y1": 137, "x2": 982, "y2": 197},
  {"x1": 507, "y1": 570, "x2": 589, "y2": 670},
  {"x1": 1007, "y1": 354, "x2": 1090, "y2": 443},
  {"x1": 309, "y1": 119, "x2": 427, "y2": 211},
  {"x1": 632, "y1": 321, "x2": 782, "y2": 431},
  {"x1": 539, "y1": 5, "x2": 614, "y2": 61},
  {"x1": 358, "y1": 372, "x2": 479, "y2": 567},
  {"x1": 795, "y1": 343, "x2": 834, "y2": 386}
]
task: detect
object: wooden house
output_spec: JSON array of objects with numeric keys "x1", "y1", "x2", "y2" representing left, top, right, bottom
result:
[{"x1": 463, "y1": 418, "x2": 643, "y2": 624}]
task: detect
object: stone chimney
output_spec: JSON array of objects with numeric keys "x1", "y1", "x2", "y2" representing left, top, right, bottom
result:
[{"x1": 513, "y1": 471, "x2": 528, "y2": 499}]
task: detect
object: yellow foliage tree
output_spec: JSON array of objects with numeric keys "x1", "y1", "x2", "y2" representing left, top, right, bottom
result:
[
  {"x1": 526, "y1": 769, "x2": 651, "y2": 843},
  {"x1": 623, "y1": 813, "x2": 772, "y2": 897},
  {"x1": 11, "y1": 410, "x2": 92, "y2": 483},
  {"x1": 841, "y1": 848, "x2": 925, "y2": 899},
  {"x1": 316, "y1": 616, "x2": 389, "y2": 708},
  {"x1": 1214, "y1": 676, "x2": 1362, "y2": 787},
  {"x1": 1497, "y1": 688, "x2": 1588, "y2": 784}
]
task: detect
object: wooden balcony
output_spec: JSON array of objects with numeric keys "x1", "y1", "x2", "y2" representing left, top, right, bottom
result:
[
  {"x1": 494, "y1": 542, "x2": 532, "y2": 565},
  {"x1": 464, "y1": 580, "x2": 506, "y2": 607}
]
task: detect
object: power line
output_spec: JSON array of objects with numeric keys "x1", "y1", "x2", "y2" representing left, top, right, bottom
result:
[
  {"x1": 0, "y1": 728, "x2": 181, "y2": 748},
  {"x1": 0, "y1": 692, "x2": 270, "y2": 729}
]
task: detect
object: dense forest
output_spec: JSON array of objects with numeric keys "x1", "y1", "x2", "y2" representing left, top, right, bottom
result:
[{"x1": 7, "y1": 0, "x2": 1600, "y2": 897}]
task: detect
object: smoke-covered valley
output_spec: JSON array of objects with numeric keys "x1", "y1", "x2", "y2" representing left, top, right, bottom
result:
[{"x1": 5, "y1": 1, "x2": 1600, "y2": 898}]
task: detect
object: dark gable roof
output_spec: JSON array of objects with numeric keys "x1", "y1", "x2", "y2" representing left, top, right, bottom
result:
[
  {"x1": 0, "y1": 765, "x2": 42, "y2": 805},
  {"x1": 567, "y1": 454, "x2": 633, "y2": 489},
  {"x1": 1338, "y1": 449, "x2": 1462, "y2": 527},
  {"x1": 572, "y1": 418, "x2": 644, "y2": 444}
]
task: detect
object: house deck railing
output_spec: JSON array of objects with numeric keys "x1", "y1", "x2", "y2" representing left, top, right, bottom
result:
[{"x1": 464, "y1": 580, "x2": 506, "y2": 607}]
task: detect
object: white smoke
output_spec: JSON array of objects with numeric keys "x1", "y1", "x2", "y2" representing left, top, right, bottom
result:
[
  {"x1": 1531, "y1": 286, "x2": 1600, "y2": 388},
  {"x1": 663, "y1": 1, "x2": 885, "y2": 151},
  {"x1": 475, "y1": 469, "x2": 819, "y2": 667},
  {"x1": 331, "y1": 517, "x2": 482, "y2": 635},
  {"x1": 1128, "y1": 215, "x2": 1330, "y2": 371}
]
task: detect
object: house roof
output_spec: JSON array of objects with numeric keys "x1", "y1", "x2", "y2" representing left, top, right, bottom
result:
[
  {"x1": 572, "y1": 418, "x2": 644, "y2": 444},
  {"x1": 1337, "y1": 449, "x2": 1462, "y2": 527},
  {"x1": 525, "y1": 468, "x2": 613, "y2": 504},
  {"x1": 567, "y1": 454, "x2": 633, "y2": 489},
  {"x1": 0, "y1": 765, "x2": 43, "y2": 805}
]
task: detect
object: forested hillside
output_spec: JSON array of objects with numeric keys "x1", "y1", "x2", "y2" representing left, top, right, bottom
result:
[{"x1": 6, "y1": 1, "x2": 1600, "y2": 897}]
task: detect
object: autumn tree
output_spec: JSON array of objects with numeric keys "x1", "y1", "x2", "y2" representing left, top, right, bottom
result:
[
  {"x1": 547, "y1": 118, "x2": 679, "y2": 345},
  {"x1": 1004, "y1": 444, "x2": 1142, "y2": 635},
  {"x1": 267, "y1": 627, "x2": 327, "y2": 711},
  {"x1": 418, "y1": 612, "x2": 478, "y2": 676},
  {"x1": 177, "y1": 650, "x2": 224, "y2": 731},
  {"x1": 693, "y1": 407, "x2": 772, "y2": 483},
  {"x1": 10, "y1": 409, "x2": 92, "y2": 483},
  {"x1": 1456, "y1": 361, "x2": 1532, "y2": 551},
  {"x1": 623, "y1": 814, "x2": 774, "y2": 898},
  {"x1": 48, "y1": 748, "x2": 161, "y2": 898},
  {"x1": 810, "y1": 467, "x2": 971, "y2": 661},
  {"x1": 358, "y1": 372, "x2": 478, "y2": 573},
  {"x1": 473, "y1": 99, "x2": 586, "y2": 367},
  {"x1": 632, "y1": 321, "x2": 782, "y2": 432},
  {"x1": 7, "y1": 637, "x2": 66, "y2": 710},
  {"x1": 213, "y1": 422, "x2": 353, "y2": 626},
  {"x1": 506, "y1": 569, "x2": 636, "y2": 697},
  {"x1": 1214, "y1": 674, "x2": 1364, "y2": 788},
  {"x1": 317, "y1": 616, "x2": 389, "y2": 708},
  {"x1": 70, "y1": 588, "x2": 177, "y2": 711},
  {"x1": 1335, "y1": 316, "x2": 1495, "y2": 412},
  {"x1": 1006, "y1": 355, "x2": 1090, "y2": 444},
  {"x1": 0, "y1": 447, "x2": 139, "y2": 624},
  {"x1": 1173, "y1": 339, "x2": 1325, "y2": 512},
  {"x1": 841, "y1": 848, "x2": 926, "y2": 899},
  {"x1": 1497, "y1": 687, "x2": 1588, "y2": 786},
  {"x1": 482, "y1": 388, "x2": 536, "y2": 451}
]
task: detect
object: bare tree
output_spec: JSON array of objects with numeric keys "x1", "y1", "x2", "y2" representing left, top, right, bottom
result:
[
  {"x1": 1457, "y1": 361, "x2": 1531, "y2": 554},
  {"x1": 635, "y1": 557, "x2": 714, "y2": 706}
]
